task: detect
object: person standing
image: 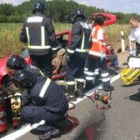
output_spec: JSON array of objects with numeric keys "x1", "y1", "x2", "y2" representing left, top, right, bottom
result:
[
  {"x1": 20, "y1": 1, "x2": 58, "y2": 78},
  {"x1": 129, "y1": 17, "x2": 140, "y2": 56},
  {"x1": 86, "y1": 14, "x2": 114, "y2": 91},
  {"x1": 66, "y1": 8, "x2": 91, "y2": 101}
]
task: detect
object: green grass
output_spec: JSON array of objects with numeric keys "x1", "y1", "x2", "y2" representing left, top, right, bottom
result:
[
  {"x1": 0, "y1": 23, "x2": 71, "y2": 57},
  {"x1": 0, "y1": 23, "x2": 131, "y2": 57},
  {"x1": 104, "y1": 24, "x2": 131, "y2": 51}
]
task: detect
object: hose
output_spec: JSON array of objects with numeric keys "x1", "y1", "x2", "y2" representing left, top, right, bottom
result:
[{"x1": 86, "y1": 90, "x2": 112, "y2": 110}]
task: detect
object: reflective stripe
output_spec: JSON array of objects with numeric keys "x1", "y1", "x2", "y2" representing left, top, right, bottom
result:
[
  {"x1": 31, "y1": 120, "x2": 45, "y2": 129},
  {"x1": 75, "y1": 48, "x2": 89, "y2": 52},
  {"x1": 14, "y1": 92, "x2": 21, "y2": 96},
  {"x1": 95, "y1": 69, "x2": 99, "y2": 75},
  {"x1": 26, "y1": 27, "x2": 30, "y2": 46},
  {"x1": 94, "y1": 71, "x2": 99, "y2": 75},
  {"x1": 67, "y1": 49, "x2": 75, "y2": 54},
  {"x1": 92, "y1": 38, "x2": 106, "y2": 45},
  {"x1": 101, "y1": 73, "x2": 109, "y2": 77},
  {"x1": 75, "y1": 79, "x2": 85, "y2": 82},
  {"x1": 86, "y1": 76, "x2": 94, "y2": 80},
  {"x1": 85, "y1": 71, "x2": 95, "y2": 76},
  {"x1": 95, "y1": 68, "x2": 99, "y2": 71},
  {"x1": 84, "y1": 71, "x2": 88, "y2": 74},
  {"x1": 39, "y1": 78, "x2": 51, "y2": 98},
  {"x1": 92, "y1": 38, "x2": 98, "y2": 43},
  {"x1": 69, "y1": 95, "x2": 75, "y2": 98},
  {"x1": 89, "y1": 50, "x2": 106, "y2": 57},
  {"x1": 41, "y1": 26, "x2": 45, "y2": 46},
  {"x1": 101, "y1": 77, "x2": 110, "y2": 82},
  {"x1": 84, "y1": 67, "x2": 88, "y2": 71},
  {"x1": 26, "y1": 26, "x2": 51, "y2": 50},
  {"x1": 28, "y1": 45, "x2": 51, "y2": 49},
  {"x1": 80, "y1": 22, "x2": 91, "y2": 29},
  {"x1": 27, "y1": 16, "x2": 43, "y2": 23},
  {"x1": 52, "y1": 47, "x2": 58, "y2": 51},
  {"x1": 67, "y1": 81, "x2": 75, "y2": 85},
  {"x1": 81, "y1": 32, "x2": 85, "y2": 50},
  {"x1": 40, "y1": 70, "x2": 45, "y2": 77}
]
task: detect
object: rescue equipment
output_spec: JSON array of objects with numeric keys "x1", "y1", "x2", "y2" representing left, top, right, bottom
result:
[
  {"x1": 120, "y1": 55, "x2": 140, "y2": 85},
  {"x1": 87, "y1": 89, "x2": 112, "y2": 110},
  {"x1": 10, "y1": 92, "x2": 22, "y2": 129}
]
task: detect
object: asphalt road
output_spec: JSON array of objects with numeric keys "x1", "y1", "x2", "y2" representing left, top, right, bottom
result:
[
  {"x1": 96, "y1": 79, "x2": 140, "y2": 140},
  {"x1": 2, "y1": 76, "x2": 140, "y2": 140}
]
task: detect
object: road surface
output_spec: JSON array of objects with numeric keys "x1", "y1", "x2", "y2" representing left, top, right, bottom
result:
[{"x1": 1, "y1": 74, "x2": 140, "y2": 140}]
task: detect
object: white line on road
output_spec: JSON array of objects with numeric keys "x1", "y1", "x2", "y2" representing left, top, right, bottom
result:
[{"x1": 0, "y1": 74, "x2": 120, "y2": 140}]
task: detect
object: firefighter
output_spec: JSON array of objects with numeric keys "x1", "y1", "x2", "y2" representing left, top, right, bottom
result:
[
  {"x1": 6, "y1": 54, "x2": 45, "y2": 96},
  {"x1": 86, "y1": 14, "x2": 114, "y2": 91},
  {"x1": 129, "y1": 17, "x2": 140, "y2": 56},
  {"x1": 6, "y1": 55, "x2": 43, "y2": 77},
  {"x1": 20, "y1": 1, "x2": 58, "y2": 78},
  {"x1": 66, "y1": 8, "x2": 91, "y2": 101},
  {"x1": 11, "y1": 70, "x2": 68, "y2": 140},
  {"x1": 6, "y1": 55, "x2": 44, "y2": 112}
]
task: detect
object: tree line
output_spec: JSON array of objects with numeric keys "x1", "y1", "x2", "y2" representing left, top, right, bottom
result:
[{"x1": 0, "y1": 0, "x2": 140, "y2": 24}]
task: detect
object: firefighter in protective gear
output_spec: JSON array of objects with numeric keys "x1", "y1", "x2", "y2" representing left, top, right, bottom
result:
[
  {"x1": 20, "y1": 1, "x2": 58, "y2": 78},
  {"x1": 6, "y1": 55, "x2": 43, "y2": 77},
  {"x1": 86, "y1": 14, "x2": 114, "y2": 91},
  {"x1": 6, "y1": 55, "x2": 44, "y2": 96},
  {"x1": 66, "y1": 8, "x2": 91, "y2": 101},
  {"x1": 11, "y1": 70, "x2": 68, "y2": 140}
]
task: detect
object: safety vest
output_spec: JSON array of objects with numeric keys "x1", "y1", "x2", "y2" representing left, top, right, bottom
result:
[
  {"x1": 67, "y1": 21, "x2": 91, "y2": 55},
  {"x1": 25, "y1": 15, "x2": 52, "y2": 56},
  {"x1": 89, "y1": 25, "x2": 106, "y2": 57}
]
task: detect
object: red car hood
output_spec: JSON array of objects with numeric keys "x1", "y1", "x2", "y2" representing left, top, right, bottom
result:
[
  {"x1": 0, "y1": 56, "x2": 9, "y2": 88},
  {"x1": 0, "y1": 56, "x2": 9, "y2": 76}
]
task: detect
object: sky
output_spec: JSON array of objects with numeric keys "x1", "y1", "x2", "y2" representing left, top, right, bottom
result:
[{"x1": 0, "y1": 0, "x2": 140, "y2": 14}]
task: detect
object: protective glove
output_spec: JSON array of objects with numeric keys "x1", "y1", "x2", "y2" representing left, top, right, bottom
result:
[{"x1": 100, "y1": 52, "x2": 104, "y2": 61}]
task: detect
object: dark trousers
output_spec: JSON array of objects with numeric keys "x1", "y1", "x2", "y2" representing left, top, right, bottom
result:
[
  {"x1": 136, "y1": 42, "x2": 140, "y2": 56},
  {"x1": 21, "y1": 106, "x2": 66, "y2": 133},
  {"x1": 30, "y1": 54, "x2": 52, "y2": 77},
  {"x1": 88, "y1": 55, "x2": 107, "y2": 72},
  {"x1": 88, "y1": 55, "x2": 110, "y2": 87},
  {"x1": 66, "y1": 54, "x2": 86, "y2": 81}
]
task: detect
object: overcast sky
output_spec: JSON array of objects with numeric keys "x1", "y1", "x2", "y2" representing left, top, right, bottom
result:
[{"x1": 0, "y1": 0, "x2": 140, "y2": 14}]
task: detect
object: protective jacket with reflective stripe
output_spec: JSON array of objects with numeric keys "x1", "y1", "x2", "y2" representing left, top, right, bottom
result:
[
  {"x1": 20, "y1": 13, "x2": 58, "y2": 55},
  {"x1": 89, "y1": 25, "x2": 106, "y2": 57},
  {"x1": 67, "y1": 17, "x2": 91, "y2": 56},
  {"x1": 22, "y1": 75, "x2": 68, "y2": 114},
  {"x1": 24, "y1": 64, "x2": 45, "y2": 77}
]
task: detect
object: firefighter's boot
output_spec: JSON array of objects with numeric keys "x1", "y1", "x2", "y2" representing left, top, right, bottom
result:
[
  {"x1": 101, "y1": 71, "x2": 114, "y2": 91},
  {"x1": 76, "y1": 82, "x2": 84, "y2": 98},
  {"x1": 85, "y1": 80, "x2": 93, "y2": 91},
  {"x1": 103, "y1": 85, "x2": 114, "y2": 91},
  {"x1": 67, "y1": 85, "x2": 76, "y2": 101}
]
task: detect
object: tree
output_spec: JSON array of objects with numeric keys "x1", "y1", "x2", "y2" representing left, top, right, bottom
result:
[{"x1": 0, "y1": 0, "x2": 140, "y2": 23}]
